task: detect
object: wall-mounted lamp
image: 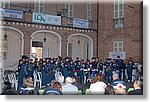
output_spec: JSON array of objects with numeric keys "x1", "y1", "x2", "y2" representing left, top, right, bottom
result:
[
  {"x1": 43, "y1": 33, "x2": 46, "y2": 42},
  {"x1": 77, "y1": 35, "x2": 80, "y2": 44},
  {"x1": 57, "y1": 8, "x2": 68, "y2": 17},
  {"x1": 57, "y1": 12, "x2": 62, "y2": 16},
  {"x1": 2, "y1": 29, "x2": 8, "y2": 60}
]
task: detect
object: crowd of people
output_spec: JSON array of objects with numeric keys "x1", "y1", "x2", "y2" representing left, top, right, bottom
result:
[{"x1": 1, "y1": 55, "x2": 143, "y2": 95}]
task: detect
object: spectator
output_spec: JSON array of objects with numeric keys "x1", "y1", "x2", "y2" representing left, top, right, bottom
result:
[
  {"x1": 72, "y1": 77, "x2": 85, "y2": 91},
  {"x1": 62, "y1": 77, "x2": 78, "y2": 95},
  {"x1": 1, "y1": 81, "x2": 18, "y2": 95},
  {"x1": 19, "y1": 77, "x2": 35, "y2": 95},
  {"x1": 89, "y1": 74, "x2": 107, "y2": 94},
  {"x1": 115, "y1": 89, "x2": 127, "y2": 95},
  {"x1": 105, "y1": 85, "x2": 115, "y2": 95},
  {"x1": 128, "y1": 80, "x2": 143, "y2": 95},
  {"x1": 110, "y1": 72, "x2": 126, "y2": 90},
  {"x1": 44, "y1": 81, "x2": 62, "y2": 95}
]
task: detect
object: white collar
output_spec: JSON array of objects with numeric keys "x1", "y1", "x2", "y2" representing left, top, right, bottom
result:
[{"x1": 135, "y1": 87, "x2": 141, "y2": 90}]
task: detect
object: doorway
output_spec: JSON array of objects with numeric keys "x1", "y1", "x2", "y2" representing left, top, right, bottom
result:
[
  {"x1": 31, "y1": 31, "x2": 61, "y2": 59},
  {"x1": 31, "y1": 41, "x2": 43, "y2": 60}
]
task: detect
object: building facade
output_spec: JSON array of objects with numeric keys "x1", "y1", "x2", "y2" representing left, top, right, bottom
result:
[{"x1": 0, "y1": 0, "x2": 143, "y2": 70}]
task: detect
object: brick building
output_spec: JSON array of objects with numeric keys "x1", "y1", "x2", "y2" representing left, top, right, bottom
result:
[{"x1": 0, "y1": 0, "x2": 143, "y2": 70}]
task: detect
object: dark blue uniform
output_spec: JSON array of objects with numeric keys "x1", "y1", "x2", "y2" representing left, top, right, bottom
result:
[
  {"x1": 127, "y1": 60, "x2": 134, "y2": 82},
  {"x1": 41, "y1": 62, "x2": 50, "y2": 86},
  {"x1": 68, "y1": 61, "x2": 74, "y2": 77},
  {"x1": 104, "y1": 61, "x2": 111, "y2": 81},
  {"x1": 18, "y1": 62, "x2": 25, "y2": 90},
  {"x1": 122, "y1": 62, "x2": 126, "y2": 80},
  {"x1": 63, "y1": 61, "x2": 69, "y2": 80},
  {"x1": 109, "y1": 62, "x2": 114, "y2": 79},
  {"x1": 26, "y1": 62, "x2": 34, "y2": 79},
  {"x1": 76, "y1": 62, "x2": 84, "y2": 83},
  {"x1": 49, "y1": 62, "x2": 56, "y2": 83},
  {"x1": 97, "y1": 61, "x2": 103, "y2": 74},
  {"x1": 22, "y1": 62, "x2": 28, "y2": 77},
  {"x1": 84, "y1": 62, "x2": 92, "y2": 82},
  {"x1": 115, "y1": 59, "x2": 124, "y2": 79}
]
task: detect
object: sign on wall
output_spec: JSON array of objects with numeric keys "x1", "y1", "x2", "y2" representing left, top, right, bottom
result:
[
  {"x1": 109, "y1": 52, "x2": 126, "y2": 59},
  {"x1": 73, "y1": 18, "x2": 89, "y2": 28},
  {"x1": 0, "y1": 9, "x2": 23, "y2": 19},
  {"x1": 32, "y1": 12, "x2": 61, "y2": 25}
]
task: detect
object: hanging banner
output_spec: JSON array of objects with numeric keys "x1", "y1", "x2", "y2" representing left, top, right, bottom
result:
[
  {"x1": 109, "y1": 52, "x2": 126, "y2": 59},
  {"x1": 73, "y1": 18, "x2": 89, "y2": 28},
  {"x1": 32, "y1": 12, "x2": 61, "y2": 25},
  {"x1": 0, "y1": 9, "x2": 23, "y2": 19}
]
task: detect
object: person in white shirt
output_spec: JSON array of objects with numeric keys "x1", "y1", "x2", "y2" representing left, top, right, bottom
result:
[
  {"x1": 89, "y1": 74, "x2": 107, "y2": 94},
  {"x1": 62, "y1": 77, "x2": 78, "y2": 95}
]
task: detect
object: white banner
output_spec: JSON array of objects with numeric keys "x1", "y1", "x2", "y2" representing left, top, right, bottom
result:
[
  {"x1": 73, "y1": 18, "x2": 89, "y2": 28},
  {"x1": 0, "y1": 9, "x2": 23, "y2": 19},
  {"x1": 32, "y1": 12, "x2": 61, "y2": 25},
  {"x1": 109, "y1": 52, "x2": 126, "y2": 59}
]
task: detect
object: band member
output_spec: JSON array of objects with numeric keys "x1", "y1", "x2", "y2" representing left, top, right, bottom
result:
[
  {"x1": 18, "y1": 59, "x2": 25, "y2": 90},
  {"x1": 104, "y1": 58, "x2": 111, "y2": 81},
  {"x1": 115, "y1": 56, "x2": 124, "y2": 80},
  {"x1": 62, "y1": 57, "x2": 70, "y2": 80},
  {"x1": 127, "y1": 59, "x2": 134, "y2": 82},
  {"x1": 84, "y1": 60, "x2": 92, "y2": 83},
  {"x1": 77, "y1": 61, "x2": 84, "y2": 83},
  {"x1": 68, "y1": 60, "x2": 74, "y2": 77},
  {"x1": 97, "y1": 60, "x2": 103, "y2": 74},
  {"x1": 41, "y1": 61, "x2": 49, "y2": 86}
]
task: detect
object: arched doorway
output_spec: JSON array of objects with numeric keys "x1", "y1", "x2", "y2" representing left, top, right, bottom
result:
[
  {"x1": 67, "y1": 33, "x2": 93, "y2": 60},
  {"x1": 31, "y1": 30, "x2": 61, "y2": 59},
  {"x1": 0, "y1": 26, "x2": 24, "y2": 70}
]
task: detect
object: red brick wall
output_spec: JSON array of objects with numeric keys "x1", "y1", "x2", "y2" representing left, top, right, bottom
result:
[
  {"x1": 2, "y1": 1, "x2": 142, "y2": 62},
  {"x1": 98, "y1": 1, "x2": 142, "y2": 62}
]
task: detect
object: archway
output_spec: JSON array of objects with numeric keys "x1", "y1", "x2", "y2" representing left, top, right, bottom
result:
[
  {"x1": 31, "y1": 30, "x2": 61, "y2": 59},
  {"x1": 67, "y1": 33, "x2": 93, "y2": 60},
  {"x1": 0, "y1": 26, "x2": 24, "y2": 70}
]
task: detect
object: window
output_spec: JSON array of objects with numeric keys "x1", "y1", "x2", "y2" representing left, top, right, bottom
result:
[
  {"x1": 1, "y1": 0, "x2": 10, "y2": 9},
  {"x1": 65, "y1": 3, "x2": 73, "y2": 24},
  {"x1": 87, "y1": 3, "x2": 91, "y2": 28},
  {"x1": 113, "y1": 41, "x2": 123, "y2": 52},
  {"x1": 68, "y1": 43, "x2": 72, "y2": 58},
  {"x1": 34, "y1": 0, "x2": 44, "y2": 13},
  {"x1": 114, "y1": 0, "x2": 124, "y2": 29}
]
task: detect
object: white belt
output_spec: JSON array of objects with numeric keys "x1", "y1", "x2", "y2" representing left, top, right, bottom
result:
[{"x1": 92, "y1": 69, "x2": 98, "y2": 71}]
